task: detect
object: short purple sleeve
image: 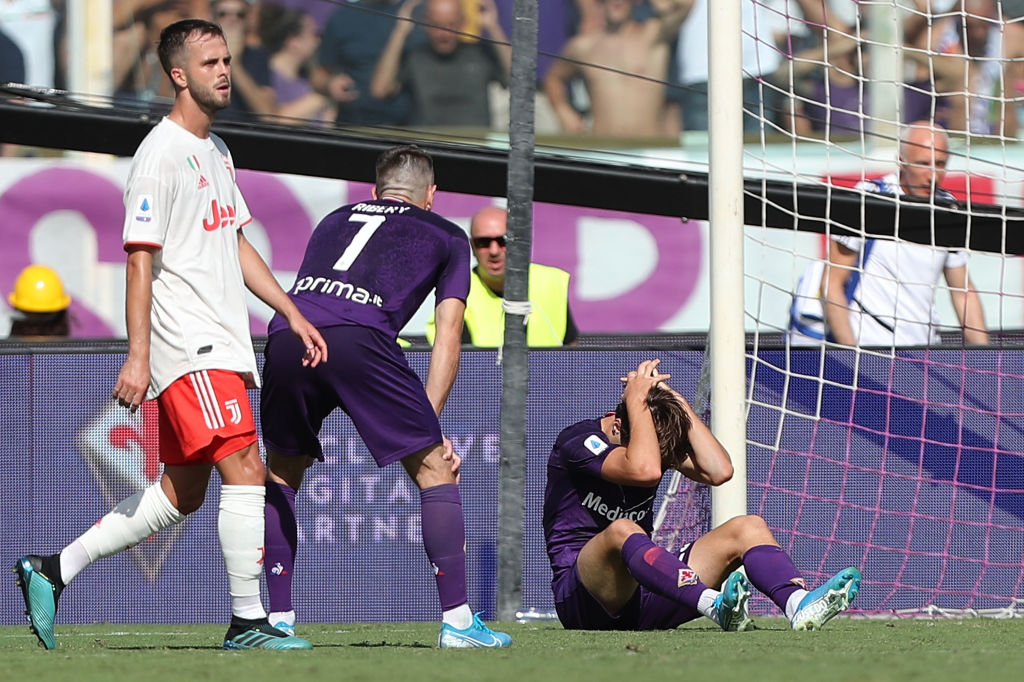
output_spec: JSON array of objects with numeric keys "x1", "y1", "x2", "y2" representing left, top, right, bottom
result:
[
  {"x1": 434, "y1": 232, "x2": 470, "y2": 304},
  {"x1": 563, "y1": 430, "x2": 615, "y2": 479}
]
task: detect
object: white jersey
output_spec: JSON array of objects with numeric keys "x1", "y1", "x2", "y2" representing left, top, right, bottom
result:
[
  {"x1": 122, "y1": 117, "x2": 259, "y2": 398},
  {"x1": 788, "y1": 173, "x2": 967, "y2": 346}
]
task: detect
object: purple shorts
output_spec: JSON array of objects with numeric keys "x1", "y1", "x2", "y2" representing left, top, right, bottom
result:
[
  {"x1": 553, "y1": 543, "x2": 702, "y2": 631},
  {"x1": 260, "y1": 325, "x2": 442, "y2": 467}
]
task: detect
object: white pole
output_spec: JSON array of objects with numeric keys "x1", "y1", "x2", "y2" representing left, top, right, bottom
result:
[
  {"x1": 867, "y1": 2, "x2": 902, "y2": 146},
  {"x1": 708, "y1": 0, "x2": 747, "y2": 526},
  {"x1": 67, "y1": 0, "x2": 113, "y2": 101}
]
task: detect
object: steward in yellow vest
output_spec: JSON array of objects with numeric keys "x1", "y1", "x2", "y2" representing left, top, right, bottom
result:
[{"x1": 426, "y1": 264, "x2": 576, "y2": 346}]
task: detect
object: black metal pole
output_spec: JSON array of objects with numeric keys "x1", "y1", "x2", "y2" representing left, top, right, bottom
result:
[{"x1": 497, "y1": 0, "x2": 537, "y2": 622}]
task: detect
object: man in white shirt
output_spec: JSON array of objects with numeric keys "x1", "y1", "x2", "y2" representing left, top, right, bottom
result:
[
  {"x1": 13, "y1": 18, "x2": 327, "y2": 652},
  {"x1": 821, "y1": 122, "x2": 989, "y2": 347}
]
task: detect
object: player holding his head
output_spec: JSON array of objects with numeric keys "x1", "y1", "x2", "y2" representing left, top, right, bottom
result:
[
  {"x1": 13, "y1": 18, "x2": 326, "y2": 651},
  {"x1": 261, "y1": 145, "x2": 511, "y2": 648},
  {"x1": 544, "y1": 359, "x2": 861, "y2": 631}
]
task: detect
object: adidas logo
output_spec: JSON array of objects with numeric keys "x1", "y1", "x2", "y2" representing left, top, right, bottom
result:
[{"x1": 197, "y1": 175, "x2": 208, "y2": 190}]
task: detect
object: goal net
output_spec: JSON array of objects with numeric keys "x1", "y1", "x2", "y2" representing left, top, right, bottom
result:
[{"x1": 655, "y1": 0, "x2": 1024, "y2": 617}]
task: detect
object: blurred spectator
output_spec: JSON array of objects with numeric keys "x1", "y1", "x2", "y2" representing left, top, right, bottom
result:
[
  {"x1": 7, "y1": 265, "x2": 71, "y2": 338},
  {"x1": 673, "y1": 0, "x2": 829, "y2": 134},
  {"x1": 0, "y1": 25, "x2": 26, "y2": 84},
  {"x1": 113, "y1": 0, "x2": 190, "y2": 104},
  {"x1": 315, "y1": 0, "x2": 424, "y2": 127},
  {"x1": 273, "y1": 0, "x2": 333, "y2": 32},
  {"x1": 260, "y1": 2, "x2": 335, "y2": 123},
  {"x1": 0, "y1": 0, "x2": 57, "y2": 88},
  {"x1": 211, "y1": 0, "x2": 278, "y2": 120},
  {"x1": 543, "y1": 0, "x2": 689, "y2": 137},
  {"x1": 371, "y1": 0, "x2": 510, "y2": 128},
  {"x1": 494, "y1": 0, "x2": 604, "y2": 83},
  {"x1": 904, "y1": 0, "x2": 1024, "y2": 136},
  {"x1": 773, "y1": 30, "x2": 870, "y2": 138}
]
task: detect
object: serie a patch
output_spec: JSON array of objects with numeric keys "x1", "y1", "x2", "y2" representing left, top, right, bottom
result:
[{"x1": 584, "y1": 435, "x2": 608, "y2": 455}]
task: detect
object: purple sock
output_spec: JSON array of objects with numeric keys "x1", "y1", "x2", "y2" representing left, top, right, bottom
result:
[
  {"x1": 420, "y1": 483, "x2": 468, "y2": 611},
  {"x1": 264, "y1": 481, "x2": 298, "y2": 613},
  {"x1": 743, "y1": 544, "x2": 805, "y2": 612},
  {"x1": 620, "y1": 533, "x2": 710, "y2": 608}
]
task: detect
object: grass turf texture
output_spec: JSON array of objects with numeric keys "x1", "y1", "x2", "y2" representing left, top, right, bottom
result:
[{"x1": 1, "y1": 618, "x2": 1022, "y2": 681}]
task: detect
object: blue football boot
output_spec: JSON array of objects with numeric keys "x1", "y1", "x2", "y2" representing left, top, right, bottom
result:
[
  {"x1": 223, "y1": 618, "x2": 312, "y2": 650},
  {"x1": 13, "y1": 555, "x2": 63, "y2": 650},
  {"x1": 438, "y1": 612, "x2": 513, "y2": 648},
  {"x1": 714, "y1": 570, "x2": 754, "y2": 632},
  {"x1": 791, "y1": 567, "x2": 862, "y2": 630}
]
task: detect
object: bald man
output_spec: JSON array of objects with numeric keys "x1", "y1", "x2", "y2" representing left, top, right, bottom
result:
[
  {"x1": 819, "y1": 122, "x2": 989, "y2": 347},
  {"x1": 370, "y1": 0, "x2": 510, "y2": 127},
  {"x1": 427, "y1": 206, "x2": 578, "y2": 347}
]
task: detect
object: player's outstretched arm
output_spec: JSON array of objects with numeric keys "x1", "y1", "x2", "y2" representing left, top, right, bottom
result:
[
  {"x1": 236, "y1": 231, "x2": 327, "y2": 366},
  {"x1": 425, "y1": 296, "x2": 465, "y2": 416}
]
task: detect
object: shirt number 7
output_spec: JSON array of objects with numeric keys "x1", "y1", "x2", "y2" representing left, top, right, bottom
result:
[{"x1": 332, "y1": 214, "x2": 386, "y2": 271}]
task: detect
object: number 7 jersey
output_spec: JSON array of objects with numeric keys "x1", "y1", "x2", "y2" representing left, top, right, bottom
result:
[{"x1": 268, "y1": 198, "x2": 471, "y2": 338}]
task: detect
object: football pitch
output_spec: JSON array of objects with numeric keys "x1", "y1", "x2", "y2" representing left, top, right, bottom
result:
[{"x1": 2, "y1": 618, "x2": 1022, "y2": 681}]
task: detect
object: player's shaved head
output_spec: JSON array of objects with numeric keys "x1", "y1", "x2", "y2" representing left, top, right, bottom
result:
[
  {"x1": 615, "y1": 385, "x2": 693, "y2": 471},
  {"x1": 375, "y1": 145, "x2": 436, "y2": 204},
  {"x1": 158, "y1": 18, "x2": 224, "y2": 77}
]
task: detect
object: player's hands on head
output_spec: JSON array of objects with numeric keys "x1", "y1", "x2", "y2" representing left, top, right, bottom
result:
[
  {"x1": 113, "y1": 355, "x2": 151, "y2": 413},
  {"x1": 620, "y1": 358, "x2": 671, "y2": 405}
]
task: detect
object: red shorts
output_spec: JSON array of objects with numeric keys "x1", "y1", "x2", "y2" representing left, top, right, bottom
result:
[{"x1": 157, "y1": 370, "x2": 257, "y2": 465}]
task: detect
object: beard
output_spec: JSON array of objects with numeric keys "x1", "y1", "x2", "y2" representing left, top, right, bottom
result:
[{"x1": 191, "y1": 80, "x2": 231, "y2": 112}]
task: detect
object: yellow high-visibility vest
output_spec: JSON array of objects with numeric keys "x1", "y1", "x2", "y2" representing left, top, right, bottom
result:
[{"x1": 426, "y1": 264, "x2": 570, "y2": 347}]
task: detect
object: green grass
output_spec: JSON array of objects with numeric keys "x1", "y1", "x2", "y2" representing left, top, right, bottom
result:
[{"x1": 2, "y1": 618, "x2": 1022, "y2": 681}]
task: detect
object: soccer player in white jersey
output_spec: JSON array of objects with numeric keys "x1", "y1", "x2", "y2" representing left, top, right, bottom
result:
[
  {"x1": 815, "y1": 122, "x2": 988, "y2": 347},
  {"x1": 13, "y1": 18, "x2": 327, "y2": 651}
]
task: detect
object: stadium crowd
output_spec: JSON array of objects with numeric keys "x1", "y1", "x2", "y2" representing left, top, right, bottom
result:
[{"x1": 4, "y1": 0, "x2": 1024, "y2": 138}]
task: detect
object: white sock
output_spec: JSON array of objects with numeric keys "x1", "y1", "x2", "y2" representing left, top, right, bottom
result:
[
  {"x1": 442, "y1": 603, "x2": 473, "y2": 629},
  {"x1": 269, "y1": 610, "x2": 296, "y2": 627},
  {"x1": 66, "y1": 483, "x2": 185, "y2": 583},
  {"x1": 697, "y1": 588, "x2": 719, "y2": 620},
  {"x1": 785, "y1": 589, "x2": 810, "y2": 621},
  {"x1": 219, "y1": 484, "x2": 267, "y2": 620}
]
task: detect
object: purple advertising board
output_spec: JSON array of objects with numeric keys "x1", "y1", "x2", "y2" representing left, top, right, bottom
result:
[{"x1": 1, "y1": 348, "x2": 1022, "y2": 626}]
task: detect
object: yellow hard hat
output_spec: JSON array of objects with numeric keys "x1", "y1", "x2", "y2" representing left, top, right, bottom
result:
[{"x1": 8, "y1": 265, "x2": 72, "y2": 313}]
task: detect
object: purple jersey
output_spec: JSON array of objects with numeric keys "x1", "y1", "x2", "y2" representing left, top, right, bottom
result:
[
  {"x1": 269, "y1": 198, "x2": 470, "y2": 337},
  {"x1": 543, "y1": 418, "x2": 658, "y2": 583}
]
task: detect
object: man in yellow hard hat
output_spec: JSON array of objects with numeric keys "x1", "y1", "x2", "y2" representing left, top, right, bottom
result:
[{"x1": 7, "y1": 264, "x2": 71, "y2": 337}]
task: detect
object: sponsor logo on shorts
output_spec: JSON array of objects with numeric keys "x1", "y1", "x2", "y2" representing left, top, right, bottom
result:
[
  {"x1": 271, "y1": 562, "x2": 287, "y2": 576},
  {"x1": 791, "y1": 577, "x2": 807, "y2": 589},
  {"x1": 584, "y1": 435, "x2": 608, "y2": 455},
  {"x1": 224, "y1": 398, "x2": 242, "y2": 425},
  {"x1": 677, "y1": 568, "x2": 698, "y2": 587}
]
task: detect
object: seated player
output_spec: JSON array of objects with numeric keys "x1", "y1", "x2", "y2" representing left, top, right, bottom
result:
[{"x1": 544, "y1": 359, "x2": 862, "y2": 631}]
